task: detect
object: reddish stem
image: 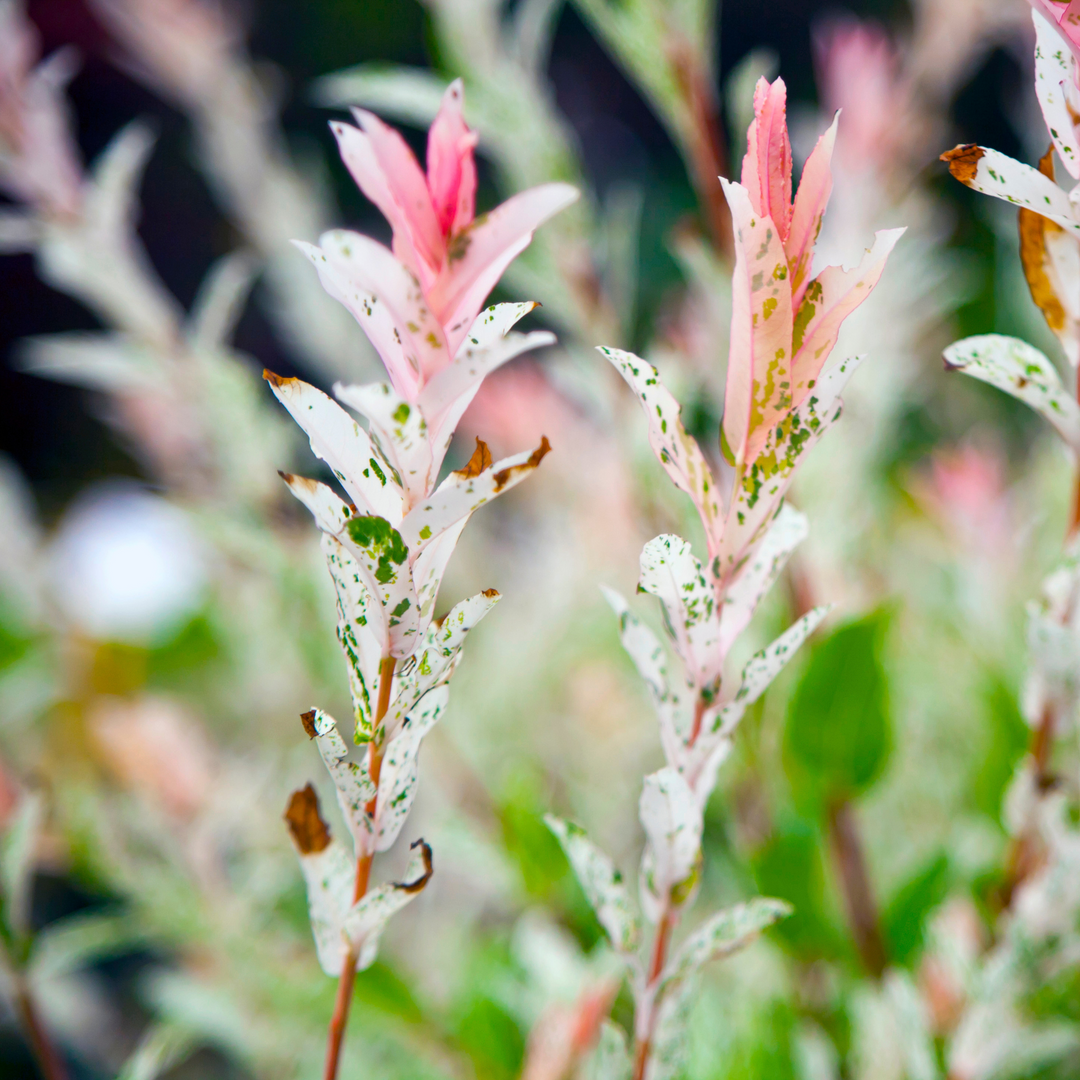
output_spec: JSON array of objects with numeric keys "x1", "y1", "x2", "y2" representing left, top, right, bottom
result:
[
  {"x1": 827, "y1": 798, "x2": 887, "y2": 979},
  {"x1": 323, "y1": 655, "x2": 396, "y2": 1080},
  {"x1": 631, "y1": 907, "x2": 676, "y2": 1080},
  {"x1": 14, "y1": 977, "x2": 69, "y2": 1080}
]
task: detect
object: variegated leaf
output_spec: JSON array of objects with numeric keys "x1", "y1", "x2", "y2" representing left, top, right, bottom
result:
[
  {"x1": 302, "y1": 709, "x2": 375, "y2": 851},
  {"x1": 600, "y1": 585, "x2": 687, "y2": 763},
  {"x1": 1034, "y1": 10, "x2": 1080, "y2": 180},
  {"x1": 284, "y1": 786, "x2": 355, "y2": 977},
  {"x1": 265, "y1": 373, "x2": 403, "y2": 520},
  {"x1": 544, "y1": 815, "x2": 641, "y2": 954},
  {"x1": 943, "y1": 335, "x2": 1080, "y2": 453},
  {"x1": 639, "y1": 767, "x2": 703, "y2": 923},
  {"x1": 333, "y1": 381, "x2": 432, "y2": 507},
  {"x1": 718, "y1": 355, "x2": 863, "y2": 579},
  {"x1": 343, "y1": 839, "x2": 433, "y2": 970},
  {"x1": 399, "y1": 437, "x2": 551, "y2": 551},
  {"x1": 659, "y1": 897, "x2": 791, "y2": 992},
  {"x1": 382, "y1": 590, "x2": 501, "y2": 741},
  {"x1": 411, "y1": 517, "x2": 468, "y2": 632},
  {"x1": 322, "y1": 535, "x2": 382, "y2": 741},
  {"x1": 708, "y1": 605, "x2": 832, "y2": 740},
  {"x1": 940, "y1": 145, "x2": 1080, "y2": 236},
  {"x1": 374, "y1": 686, "x2": 448, "y2": 851},
  {"x1": 643, "y1": 974, "x2": 696, "y2": 1080},
  {"x1": 600, "y1": 347, "x2": 721, "y2": 545},
  {"x1": 1, "y1": 792, "x2": 43, "y2": 940},
  {"x1": 580, "y1": 1020, "x2": 632, "y2": 1080},
  {"x1": 639, "y1": 535, "x2": 722, "y2": 701},
  {"x1": 718, "y1": 503, "x2": 808, "y2": 656}
]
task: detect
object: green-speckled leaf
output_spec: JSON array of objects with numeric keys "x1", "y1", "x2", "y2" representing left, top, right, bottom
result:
[
  {"x1": 639, "y1": 767, "x2": 702, "y2": 923},
  {"x1": 580, "y1": 1020, "x2": 632, "y2": 1080},
  {"x1": 943, "y1": 334, "x2": 1080, "y2": 453},
  {"x1": 544, "y1": 814, "x2": 641, "y2": 953},
  {"x1": 305, "y1": 708, "x2": 376, "y2": 853}
]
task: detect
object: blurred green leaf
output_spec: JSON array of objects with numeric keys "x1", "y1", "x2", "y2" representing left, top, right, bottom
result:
[
  {"x1": 882, "y1": 852, "x2": 950, "y2": 969},
  {"x1": 353, "y1": 961, "x2": 425, "y2": 1026},
  {"x1": 783, "y1": 610, "x2": 893, "y2": 810},
  {"x1": 750, "y1": 817, "x2": 846, "y2": 962},
  {"x1": 971, "y1": 678, "x2": 1030, "y2": 826},
  {"x1": 146, "y1": 612, "x2": 223, "y2": 688},
  {"x1": 454, "y1": 997, "x2": 525, "y2": 1080}
]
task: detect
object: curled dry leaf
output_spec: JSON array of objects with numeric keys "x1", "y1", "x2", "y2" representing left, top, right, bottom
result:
[{"x1": 284, "y1": 783, "x2": 331, "y2": 856}]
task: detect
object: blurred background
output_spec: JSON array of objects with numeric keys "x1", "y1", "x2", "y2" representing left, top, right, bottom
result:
[{"x1": 2, "y1": 0, "x2": 1078, "y2": 1078}]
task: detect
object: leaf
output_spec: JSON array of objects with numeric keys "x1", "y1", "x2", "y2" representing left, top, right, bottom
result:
[
  {"x1": 313, "y1": 64, "x2": 447, "y2": 125},
  {"x1": 784, "y1": 609, "x2": 892, "y2": 807},
  {"x1": 1033, "y1": 10, "x2": 1080, "y2": 180},
  {"x1": 399, "y1": 436, "x2": 551, "y2": 551},
  {"x1": 718, "y1": 503, "x2": 808, "y2": 656},
  {"x1": 322, "y1": 535, "x2": 383, "y2": 741},
  {"x1": 333, "y1": 381, "x2": 433, "y2": 506},
  {"x1": 601, "y1": 585, "x2": 687, "y2": 764},
  {"x1": 17, "y1": 332, "x2": 157, "y2": 392},
  {"x1": 580, "y1": 1019, "x2": 632, "y2": 1080},
  {"x1": 638, "y1": 535, "x2": 722, "y2": 701},
  {"x1": 639, "y1": 767, "x2": 702, "y2": 922},
  {"x1": 382, "y1": 590, "x2": 501, "y2": 741},
  {"x1": 0, "y1": 792, "x2": 42, "y2": 941},
  {"x1": 708, "y1": 605, "x2": 832, "y2": 741},
  {"x1": 116, "y1": 1022, "x2": 197, "y2": 1080},
  {"x1": 721, "y1": 178, "x2": 795, "y2": 466},
  {"x1": 719, "y1": 355, "x2": 863, "y2": 578},
  {"x1": 543, "y1": 815, "x2": 641, "y2": 953},
  {"x1": 940, "y1": 144, "x2": 1080, "y2": 236},
  {"x1": 374, "y1": 686, "x2": 448, "y2": 851},
  {"x1": 302, "y1": 709, "x2": 376, "y2": 850},
  {"x1": 266, "y1": 373, "x2": 404, "y2": 521},
  {"x1": 344, "y1": 839, "x2": 433, "y2": 970},
  {"x1": 660, "y1": 897, "x2": 791, "y2": 992},
  {"x1": 944, "y1": 334, "x2": 1080, "y2": 452},
  {"x1": 643, "y1": 974, "x2": 696, "y2": 1080},
  {"x1": 286, "y1": 790, "x2": 356, "y2": 976},
  {"x1": 188, "y1": 251, "x2": 258, "y2": 350},
  {"x1": 600, "y1": 347, "x2": 721, "y2": 544},
  {"x1": 30, "y1": 910, "x2": 146, "y2": 982}
]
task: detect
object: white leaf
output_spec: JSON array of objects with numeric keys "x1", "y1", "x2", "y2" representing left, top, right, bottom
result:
[
  {"x1": 30, "y1": 910, "x2": 144, "y2": 982},
  {"x1": 601, "y1": 585, "x2": 686, "y2": 764},
  {"x1": 944, "y1": 334, "x2": 1080, "y2": 454},
  {"x1": 660, "y1": 897, "x2": 791, "y2": 991},
  {"x1": 643, "y1": 975, "x2": 696, "y2": 1080},
  {"x1": 333, "y1": 381, "x2": 433, "y2": 508},
  {"x1": 1034, "y1": 9, "x2": 1080, "y2": 180},
  {"x1": 580, "y1": 1019, "x2": 632, "y2": 1080},
  {"x1": 382, "y1": 590, "x2": 500, "y2": 740},
  {"x1": 639, "y1": 768, "x2": 702, "y2": 923},
  {"x1": 267, "y1": 373, "x2": 404, "y2": 521},
  {"x1": 296, "y1": 837, "x2": 356, "y2": 976},
  {"x1": 0, "y1": 212, "x2": 40, "y2": 252},
  {"x1": 544, "y1": 815, "x2": 641, "y2": 953},
  {"x1": 303, "y1": 709, "x2": 375, "y2": 851},
  {"x1": 400, "y1": 437, "x2": 550, "y2": 552},
  {"x1": 313, "y1": 64, "x2": 447, "y2": 126},
  {"x1": 188, "y1": 251, "x2": 258, "y2": 350},
  {"x1": 638, "y1": 534, "x2": 722, "y2": 700},
  {"x1": 374, "y1": 686, "x2": 448, "y2": 851},
  {"x1": 718, "y1": 503, "x2": 808, "y2": 656},
  {"x1": 343, "y1": 839, "x2": 433, "y2": 970},
  {"x1": 600, "y1": 347, "x2": 721, "y2": 545},
  {"x1": 943, "y1": 144, "x2": 1080, "y2": 235},
  {"x1": 18, "y1": 333, "x2": 158, "y2": 392},
  {"x1": 115, "y1": 1022, "x2": 196, "y2": 1080},
  {"x1": 322, "y1": 535, "x2": 383, "y2": 742}
]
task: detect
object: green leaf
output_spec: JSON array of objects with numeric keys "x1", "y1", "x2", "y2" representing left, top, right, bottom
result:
[
  {"x1": 882, "y1": 853, "x2": 950, "y2": 969},
  {"x1": 455, "y1": 996, "x2": 525, "y2": 1080},
  {"x1": 783, "y1": 609, "x2": 892, "y2": 808}
]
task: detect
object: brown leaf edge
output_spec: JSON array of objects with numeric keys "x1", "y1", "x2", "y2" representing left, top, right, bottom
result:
[
  {"x1": 493, "y1": 436, "x2": 552, "y2": 492},
  {"x1": 1019, "y1": 146, "x2": 1069, "y2": 335},
  {"x1": 454, "y1": 437, "x2": 493, "y2": 479},
  {"x1": 940, "y1": 144, "x2": 984, "y2": 185},
  {"x1": 396, "y1": 839, "x2": 434, "y2": 894}
]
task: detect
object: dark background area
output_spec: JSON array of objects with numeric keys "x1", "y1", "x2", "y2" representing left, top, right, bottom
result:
[{"x1": 1, "y1": 0, "x2": 1023, "y2": 523}]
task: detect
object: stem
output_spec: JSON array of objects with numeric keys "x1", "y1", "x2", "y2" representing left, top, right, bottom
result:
[
  {"x1": 632, "y1": 906, "x2": 676, "y2": 1080},
  {"x1": 323, "y1": 655, "x2": 397, "y2": 1080},
  {"x1": 14, "y1": 976, "x2": 69, "y2": 1080},
  {"x1": 688, "y1": 696, "x2": 708, "y2": 748},
  {"x1": 826, "y1": 798, "x2": 887, "y2": 979},
  {"x1": 1070, "y1": 373, "x2": 1080, "y2": 539}
]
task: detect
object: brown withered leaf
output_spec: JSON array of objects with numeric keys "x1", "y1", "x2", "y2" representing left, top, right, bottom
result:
[
  {"x1": 300, "y1": 710, "x2": 318, "y2": 739},
  {"x1": 940, "y1": 144, "x2": 984, "y2": 185},
  {"x1": 263, "y1": 369, "x2": 297, "y2": 389},
  {"x1": 454, "y1": 437, "x2": 493, "y2": 479},
  {"x1": 1019, "y1": 147, "x2": 1069, "y2": 334},
  {"x1": 284, "y1": 783, "x2": 331, "y2": 854},
  {"x1": 396, "y1": 839, "x2": 433, "y2": 893},
  {"x1": 493, "y1": 436, "x2": 552, "y2": 491}
]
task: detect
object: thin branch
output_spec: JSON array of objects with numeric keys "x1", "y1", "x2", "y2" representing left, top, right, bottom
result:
[
  {"x1": 632, "y1": 904, "x2": 676, "y2": 1080},
  {"x1": 14, "y1": 976, "x2": 69, "y2": 1080},
  {"x1": 323, "y1": 655, "x2": 397, "y2": 1080}
]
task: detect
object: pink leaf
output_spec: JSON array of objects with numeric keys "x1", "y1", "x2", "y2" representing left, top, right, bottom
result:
[
  {"x1": 786, "y1": 114, "x2": 838, "y2": 307},
  {"x1": 426, "y1": 79, "x2": 478, "y2": 238}
]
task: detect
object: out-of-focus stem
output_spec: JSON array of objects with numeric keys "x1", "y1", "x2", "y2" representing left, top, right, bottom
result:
[
  {"x1": 669, "y1": 44, "x2": 733, "y2": 261},
  {"x1": 1070, "y1": 377, "x2": 1080, "y2": 539},
  {"x1": 632, "y1": 904, "x2": 676, "y2": 1080},
  {"x1": 827, "y1": 798, "x2": 887, "y2": 979},
  {"x1": 323, "y1": 655, "x2": 397, "y2": 1080},
  {"x1": 14, "y1": 976, "x2": 69, "y2": 1080}
]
